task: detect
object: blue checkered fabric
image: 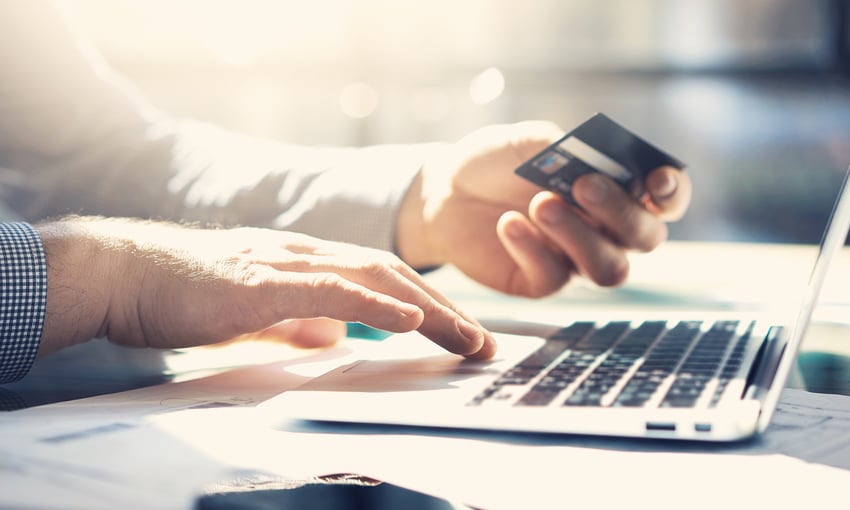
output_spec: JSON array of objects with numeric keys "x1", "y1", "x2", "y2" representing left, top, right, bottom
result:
[{"x1": 0, "y1": 223, "x2": 46, "y2": 383}]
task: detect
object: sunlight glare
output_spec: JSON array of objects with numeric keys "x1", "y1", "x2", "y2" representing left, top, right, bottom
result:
[
  {"x1": 468, "y1": 67, "x2": 505, "y2": 105},
  {"x1": 339, "y1": 82, "x2": 380, "y2": 119}
]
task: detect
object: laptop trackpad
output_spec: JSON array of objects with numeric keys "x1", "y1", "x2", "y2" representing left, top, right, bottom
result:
[{"x1": 300, "y1": 357, "x2": 499, "y2": 393}]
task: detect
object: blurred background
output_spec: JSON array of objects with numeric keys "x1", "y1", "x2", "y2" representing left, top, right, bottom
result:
[
  {"x1": 10, "y1": 3, "x2": 850, "y2": 507},
  {"x1": 57, "y1": 0, "x2": 850, "y2": 243}
]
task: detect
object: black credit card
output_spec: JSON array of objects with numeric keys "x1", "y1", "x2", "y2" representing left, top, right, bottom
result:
[{"x1": 514, "y1": 113, "x2": 685, "y2": 206}]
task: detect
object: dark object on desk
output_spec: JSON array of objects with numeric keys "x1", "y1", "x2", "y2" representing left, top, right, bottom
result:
[
  {"x1": 196, "y1": 476, "x2": 457, "y2": 510},
  {"x1": 798, "y1": 351, "x2": 850, "y2": 396}
]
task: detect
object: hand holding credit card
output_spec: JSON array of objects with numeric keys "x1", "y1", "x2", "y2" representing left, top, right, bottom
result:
[{"x1": 514, "y1": 113, "x2": 685, "y2": 207}]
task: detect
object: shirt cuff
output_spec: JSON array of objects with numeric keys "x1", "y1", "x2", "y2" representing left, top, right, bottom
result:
[{"x1": 0, "y1": 222, "x2": 47, "y2": 383}]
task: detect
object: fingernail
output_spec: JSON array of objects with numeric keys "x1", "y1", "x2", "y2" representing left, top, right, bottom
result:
[
  {"x1": 398, "y1": 302, "x2": 422, "y2": 318},
  {"x1": 466, "y1": 331, "x2": 499, "y2": 360},
  {"x1": 457, "y1": 318, "x2": 484, "y2": 345},
  {"x1": 484, "y1": 330, "x2": 498, "y2": 348},
  {"x1": 652, "y1": 173, "x2": 677, "y2": 199},
  {"x1": 577, "y1": 174, "x2": 608, "y2": 204}
]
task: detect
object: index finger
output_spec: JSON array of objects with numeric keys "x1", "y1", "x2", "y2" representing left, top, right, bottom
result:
[{"x1": 283, "y1": 254, "x2": 498, "y2": 360}]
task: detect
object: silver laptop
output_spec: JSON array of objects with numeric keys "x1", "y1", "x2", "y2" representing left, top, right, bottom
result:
[{"x1": 260, "y1": 166, "x2": 850, "y2": 442}]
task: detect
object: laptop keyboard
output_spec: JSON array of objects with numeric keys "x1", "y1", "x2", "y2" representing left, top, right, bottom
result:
[{"x1": 468, "y1": 320, "x2": 753, "y2": 409}]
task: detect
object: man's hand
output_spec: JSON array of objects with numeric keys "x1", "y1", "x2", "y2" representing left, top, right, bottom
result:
[
  {"x1": 36, "y1": 218, "x2": 496, "y2": 359},
  {"x1": 396, "y1": 121, "x2": 692, "y2": 297}
]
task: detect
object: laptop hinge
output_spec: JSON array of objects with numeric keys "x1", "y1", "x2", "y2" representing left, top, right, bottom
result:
[{"x1": 744, "y1": 326, "x2": 786, "y2": 400}]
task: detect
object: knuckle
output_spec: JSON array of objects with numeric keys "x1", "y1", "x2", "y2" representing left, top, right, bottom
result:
[
  {"x1": 309, "y1": 272, "x2": 347, "y2": 292},
  {"x1": 356, "y1": 250, "x2": 406, "y2": 279},
  {"x1": 221, "y1": 258, "x2": 271, "y2": 288},
  {"x1": 631, "y1": 220, "x2": 667, "y2": 253},
  {"x1": 361, "y1": 259, "x2": 393, "y2": 281},
  {"x1": 374, "y1": 249, "x2": 405, "y2": 269}
]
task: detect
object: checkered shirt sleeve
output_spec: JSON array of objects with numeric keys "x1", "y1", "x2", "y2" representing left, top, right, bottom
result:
[{"x1": 0, "y1": 223, "x2": 46, "y2": 383}]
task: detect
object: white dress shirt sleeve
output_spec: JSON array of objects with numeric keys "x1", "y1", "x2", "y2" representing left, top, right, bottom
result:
[{"x1": 0, "y1": 0, "x2": 438, "y2": 254}]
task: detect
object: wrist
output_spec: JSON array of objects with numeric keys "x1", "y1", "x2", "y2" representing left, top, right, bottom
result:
[
  {"x1": 36, "y1": 217, "x2": 120, "y2": 355},
  {"x1": 395, "y1": 168, "x2": 443, "y2": 270}
]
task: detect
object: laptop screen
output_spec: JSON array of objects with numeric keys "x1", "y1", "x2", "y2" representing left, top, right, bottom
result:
[{"x1": 759, "y1": 165, "x2": 850, "y2": 430}]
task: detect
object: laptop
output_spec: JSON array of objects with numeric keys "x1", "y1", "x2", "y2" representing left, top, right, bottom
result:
[{"x1": 260, "y1": 166, "x2": 850, "y2": 442}]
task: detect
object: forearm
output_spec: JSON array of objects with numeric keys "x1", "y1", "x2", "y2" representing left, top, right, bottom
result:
[
  {"x1": 35, "y1": 218, "x2": 115, "y2": 358},
  {"x1": 151, "y1": 121, "x2": 440, "y2": 254}
]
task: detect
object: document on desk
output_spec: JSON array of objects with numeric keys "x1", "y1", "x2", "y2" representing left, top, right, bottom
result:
[
  {"x1": 759, "y1": 388, "x2": 850, "y2": 467},
  {"x1": 0, "y1": 343, "x2": 364, "y2": 510}
]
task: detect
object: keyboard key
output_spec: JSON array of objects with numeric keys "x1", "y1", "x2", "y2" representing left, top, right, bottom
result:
[
  {"x1": 518, "y1": 322, "x2": 632, "y2": 406},
  {"x1": 468, "y1": 322, "x2": 593, "y2": 406},
  {"x1": 660, "y1": 321, "x2": 737, "y2": 408},
  {"x1": 613, "y1": 321, "x2": 702, "y2": 407},
  {"x1": 564, "y1": 321, "x2": 665, "y2": 407},
  {"x1": 710, "y1": 322, "x2": 754, "y2": 407}
]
